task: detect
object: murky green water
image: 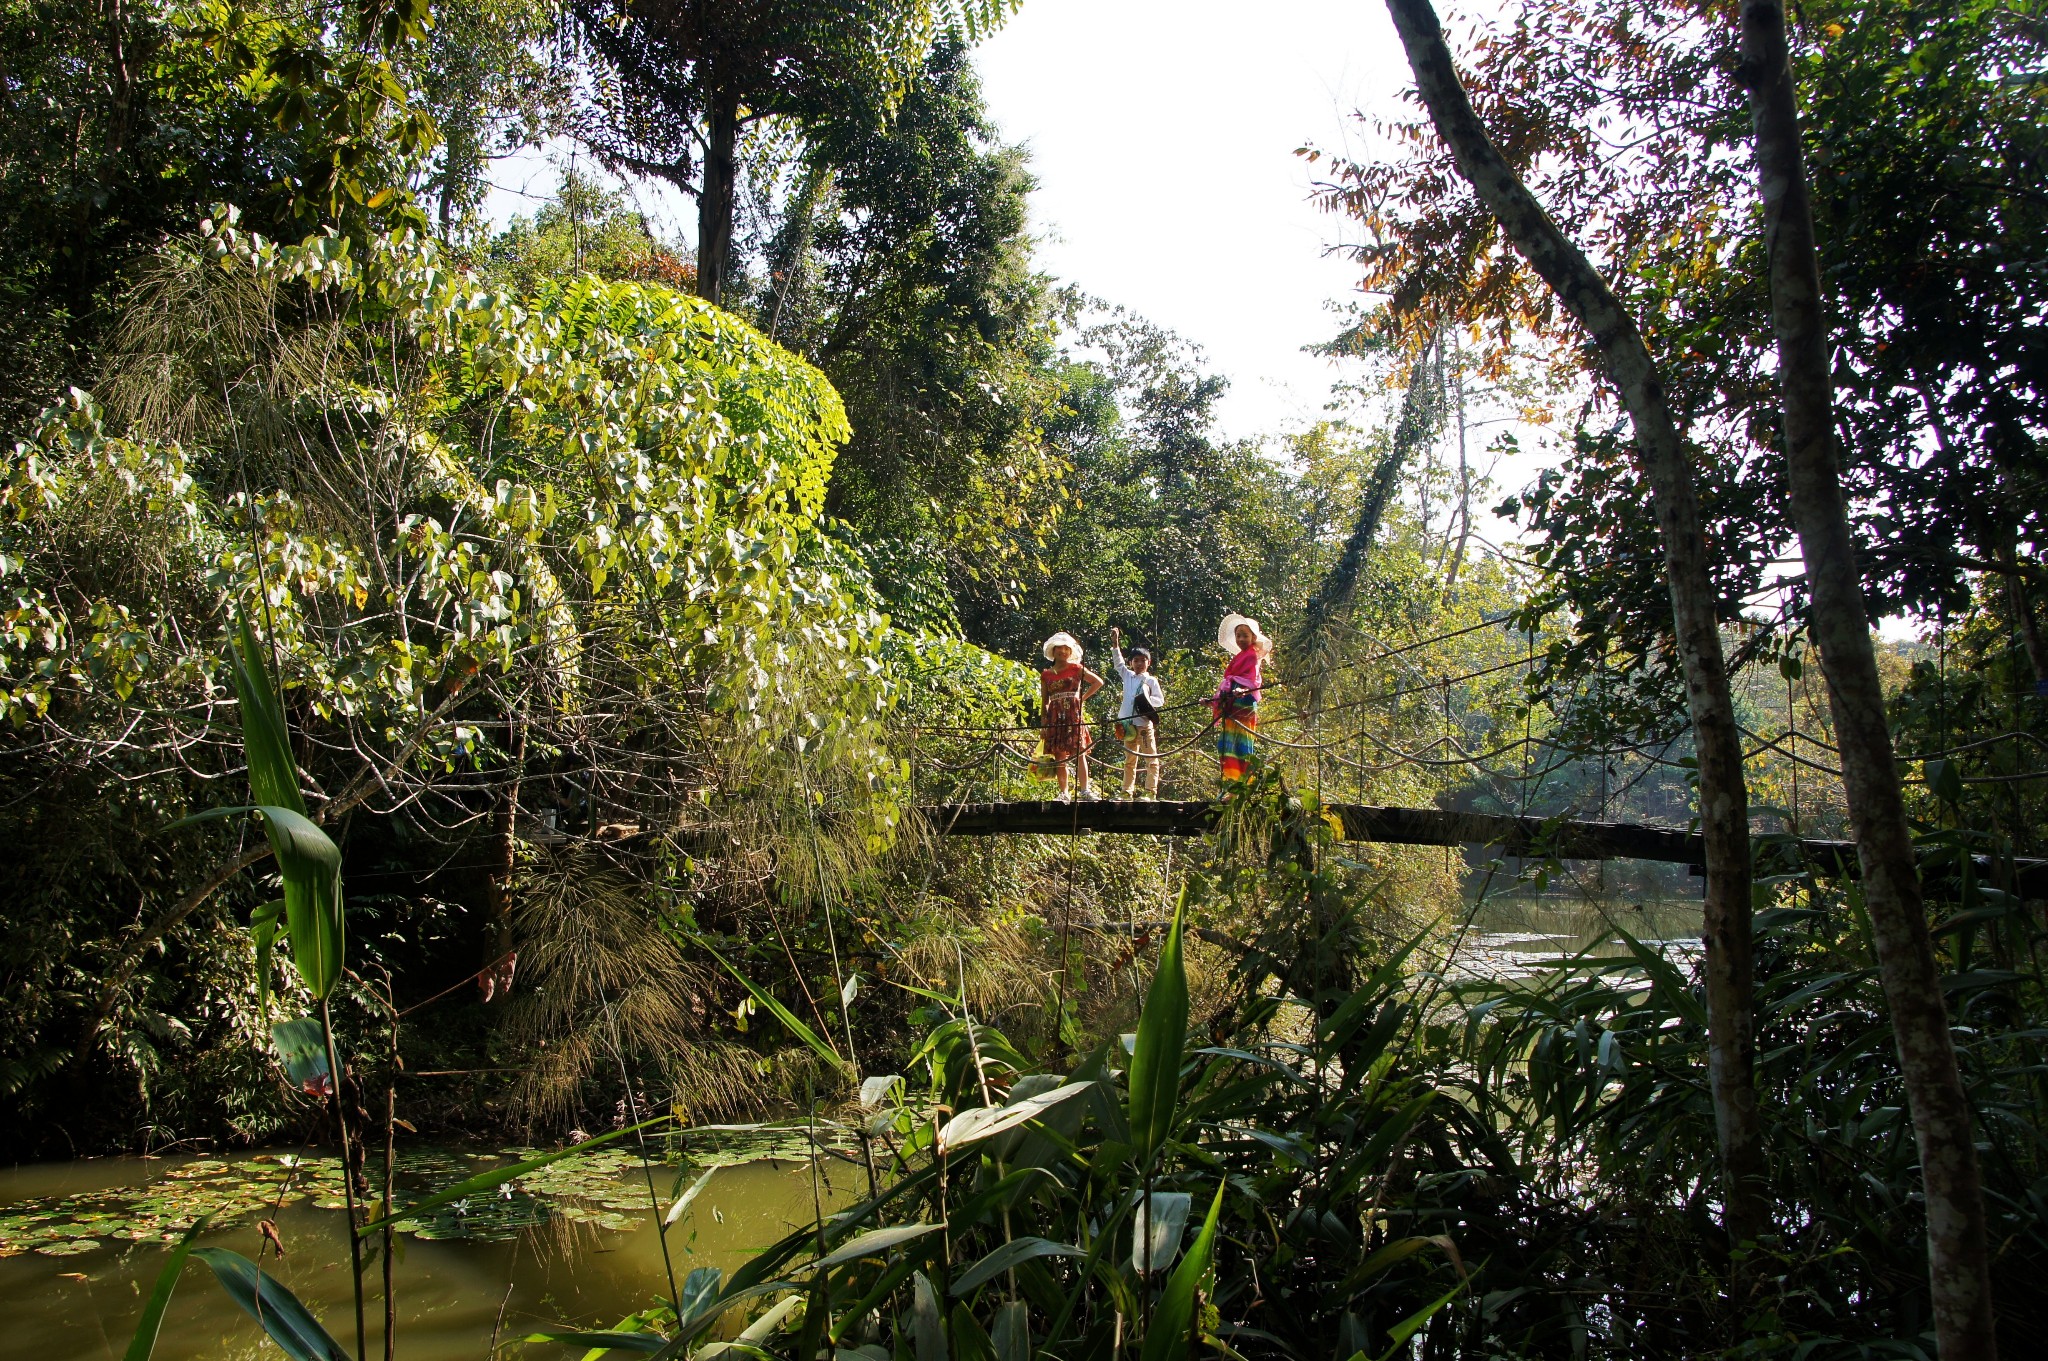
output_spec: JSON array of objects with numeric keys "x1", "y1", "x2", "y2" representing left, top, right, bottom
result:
[{"x1": 0, "y1": 1138, "x2": 859, "y2": 1360}]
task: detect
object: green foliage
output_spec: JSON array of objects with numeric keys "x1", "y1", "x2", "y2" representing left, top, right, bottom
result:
[
  {"x1": 0, "y1": 210, "x2": 906, "y2": 1147},
  {"x1": 766, "y1": 41, "x2": 1065, "y2": 596}
]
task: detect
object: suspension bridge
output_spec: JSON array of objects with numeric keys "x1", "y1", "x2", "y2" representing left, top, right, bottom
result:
[{"x1": 894, "y1": 613, "x2": 2048, "y2": 897}]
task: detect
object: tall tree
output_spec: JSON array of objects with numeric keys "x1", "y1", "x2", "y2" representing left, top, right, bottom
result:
[
  {"x1": 1380, "y1": 0, "x2": 1771, "y2": 1251},
  {"x1": 1737, "y1": 2, "x2": 1995, "y2": 1353},
  {"x1": 571, "y1": 0, "x2": 1015, "y2": 302},
  {"x1": 762, "y1": 40, "x2": 1062, "y2": 599}
]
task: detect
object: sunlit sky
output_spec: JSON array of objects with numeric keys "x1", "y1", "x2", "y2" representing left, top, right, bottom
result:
[
  {"x1": 487, "y1": 1, "x2": 1420, "y2": 442},
  {"x1": 974, "y1": 0, "x2": 1410, "y2": 441}
]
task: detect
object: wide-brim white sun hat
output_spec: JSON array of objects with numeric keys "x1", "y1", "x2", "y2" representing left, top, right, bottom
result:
[
  {"x1": 1217, "y1": 612, "x2": 1267, "y2": 655},
  {"x1": 1042, "y1": 631, "x2": 1084, "y2": 663}
]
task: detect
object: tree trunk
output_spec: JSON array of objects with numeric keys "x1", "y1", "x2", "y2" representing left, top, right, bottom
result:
[
  {"x1": 1382, "y1": 0, "x2": 1771, "y2": 1248},
  {"x1": 1735, "y1": 3, "x2": 1996, "y2": 1354},
  {"x1": 697, "y1": 89, "x2": 740, "y2": 304}
]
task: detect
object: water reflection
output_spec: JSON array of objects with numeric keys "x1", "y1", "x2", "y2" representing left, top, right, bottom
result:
[{"x1": 1446, "y1": 893, "x2": 1705, "y2": 980}]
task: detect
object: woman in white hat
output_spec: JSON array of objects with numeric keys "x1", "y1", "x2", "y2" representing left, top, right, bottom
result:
[
  {"x1": 1211, "y1": 612, "x2": 1270, "y2": 783},
  {"x1": 1039, "y1": 632, "x2": 1105, "y2": 800}
]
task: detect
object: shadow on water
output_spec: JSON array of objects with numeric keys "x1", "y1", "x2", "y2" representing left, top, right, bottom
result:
[{"x1": 0, "y1": 1141, "x2": 857, "y2": 1360}]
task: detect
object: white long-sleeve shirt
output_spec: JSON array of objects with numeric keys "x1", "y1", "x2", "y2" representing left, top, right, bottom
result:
[{"x1": 1111, "y1": 647, "x2": 1166, "y2": 721}]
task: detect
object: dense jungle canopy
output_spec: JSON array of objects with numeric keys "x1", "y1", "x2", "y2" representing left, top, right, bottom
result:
[{"x1": 1, "y1": 0, "x2": 2044, "y2": 1358}]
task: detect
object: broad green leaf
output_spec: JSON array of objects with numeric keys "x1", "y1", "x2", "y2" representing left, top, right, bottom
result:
[
  {"x1": 1127, "y1": 889, "x2": 1190, "y2": 1165},
  {"x1": 270, "y1": 1017, "x2": 332, "y2": 1096},
  {"x1": 816, "y1": 1221, "x2": 945, "y2": 1268},
  {"x1": 228, "y1": 618, "x2": 307, "y2": 816},
  {"x1": 951, "y1": 1236, "x2": 1088, "y2": 1295},
  {"x1": 252, "y1": 805, "x2": 345, "y2": 1001},
  {"x1": 121, "y1": 1219, "x2": 207, "y2": 1361},
  {"x1": 992, "y1": 1300, "x2": 1029, "y2": 1361},
  {"x1": 678, "y1": 1266, "x2": 723, "y2": 1324},
  {"x1": 192, "y1": 1247, "x2": 349, "y2": 1361},
  {"x1": 1139, "y1": 1181, "x2": 1223, "y2": 1361},
  {"x1": 1131, "y1": 1191, "x2": 1192, "y2": 1275},
  {"x1": 936, "y1": 1082, "x2": 1092, "y2": 1153},
  {"x1": 912, "y1": 1271, "x2": 946, "y2": 1361}
]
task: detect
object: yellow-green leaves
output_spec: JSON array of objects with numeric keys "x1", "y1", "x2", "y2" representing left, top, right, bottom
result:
[{"x1": 1126, "y1": 889, "x2": 1191, "y2": 1168}]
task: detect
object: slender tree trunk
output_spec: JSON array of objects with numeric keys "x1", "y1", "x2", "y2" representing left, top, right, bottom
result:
[
  {"x1": 1735, "y1": 4, "x2": 1996, "y2": 1353},
  {"x1": 1382, "y1": 0, "x2": 1770, "y2": 1247},
  {"x1": 697, "y1": 89, "x2": 740, "y2": 304},
  {"x1": 2004, "y1": 550, "x2": 2048, "y2": 688}
]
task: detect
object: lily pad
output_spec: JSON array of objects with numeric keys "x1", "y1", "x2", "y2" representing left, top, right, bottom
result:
[{"x1": 35, "y1": 1240, "x2": 100, "y2": 1257}]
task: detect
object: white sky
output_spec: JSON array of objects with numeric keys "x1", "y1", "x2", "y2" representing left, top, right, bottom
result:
[
  {"x1": 975, "y1": 0, "x2": 1410, "y2": 442},
  {"x1": 486, "y1": 0, "x2": 1419, "y2": 444}
]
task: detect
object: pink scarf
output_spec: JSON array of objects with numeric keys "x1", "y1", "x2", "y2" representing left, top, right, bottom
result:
[{"x1": 1212, "y1": 646, "x2": 1262, "y2": 713}]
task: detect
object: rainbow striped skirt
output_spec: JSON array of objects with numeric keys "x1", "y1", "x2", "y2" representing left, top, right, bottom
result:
[{"x1": 1216, "y1": 697, "x2": 1257, "y2": 782}]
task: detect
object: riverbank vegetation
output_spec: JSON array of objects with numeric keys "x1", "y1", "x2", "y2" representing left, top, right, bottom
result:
[{"x1": 2, "y1": 0, "x2": 2044, "y2": 1356}]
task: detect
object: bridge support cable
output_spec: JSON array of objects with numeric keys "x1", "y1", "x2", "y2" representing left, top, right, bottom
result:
[{"x1": 916, "y1": 799, "x2": 2048, "y2": 897}]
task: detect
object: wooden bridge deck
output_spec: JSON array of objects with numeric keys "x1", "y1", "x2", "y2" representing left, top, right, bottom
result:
[{"x1": 918, "y1": 799, "x2": 2048, "y2": 896}]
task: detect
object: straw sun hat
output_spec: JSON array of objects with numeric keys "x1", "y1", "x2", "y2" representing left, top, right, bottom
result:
[
  {"x1": 1042, "y1": 631, "x2": 1084, "y2": 663},
  {"x1": 1217, "y1": 612, "x2": 1268, "y2": 655}
]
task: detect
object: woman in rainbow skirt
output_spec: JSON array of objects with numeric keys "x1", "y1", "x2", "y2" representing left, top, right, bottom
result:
[{"x1": 1211, "y1": 612, "x2": 1269, "y2": 783}]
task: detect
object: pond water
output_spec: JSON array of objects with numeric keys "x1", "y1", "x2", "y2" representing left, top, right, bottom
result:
[
  {"x1": 0, "y1": 1134, "x2": 860, "y2": 1360},
  {"x1": 1449, "y1": 892, "x2": 1705, "y2": 980}
]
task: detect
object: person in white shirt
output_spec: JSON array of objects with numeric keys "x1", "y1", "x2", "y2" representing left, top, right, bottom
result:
[{"x1": 1109, "y1": 626, "x2": 1165, "y2": 799}]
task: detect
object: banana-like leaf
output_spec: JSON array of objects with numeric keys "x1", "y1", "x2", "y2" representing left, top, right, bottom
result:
[
  {"x1": 121, "y1": 1218, "x2": 208, "y2": 1361},
  {"x1": 253, "y1": 805, "x2": 345, "y2": 1002},
  {"x1": 911, "y1": 1271, "x2": 946, "y2": 1361},
  {"x1": 228, "y1": 619, "x2": 307, "y2": 816},
  {"x1": 678, "y1": 1266, "x2": 723, "y2": 1324},
  {"x1": 192, "y1": 1247, "x2": 350, "y2": 1361},
  {"x1": 270, "y1": 1017, "x2": 333, "y2": 1096},
  {"x1": 1139, "y1": 1181, "x2": 1223, "y2": 1361},
  {"x1": 1126, "y1": 889, "x2": 1190, "y2": 1166},
  {"x1": 991, "y1": 1300, "x2": 1029, "y2": 1361}
]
